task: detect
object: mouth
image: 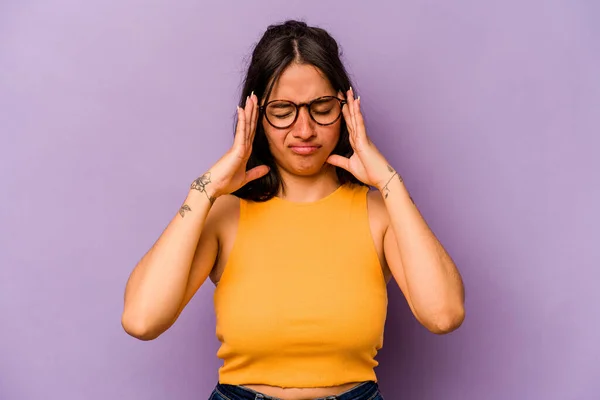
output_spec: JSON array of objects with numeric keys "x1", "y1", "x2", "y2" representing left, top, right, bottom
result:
[{"x1": 289, "y1": 145, "x2": 321, "y2": 155}]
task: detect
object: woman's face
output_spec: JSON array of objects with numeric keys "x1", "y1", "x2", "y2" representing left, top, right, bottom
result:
[{"x1": 261, "y1": 63, "x2": 342, "y2": 177}]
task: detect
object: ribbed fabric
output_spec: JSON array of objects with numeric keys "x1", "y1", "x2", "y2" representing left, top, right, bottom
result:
[{"x1": 213, "y1": 183, "x2": 388, "y2": 388}]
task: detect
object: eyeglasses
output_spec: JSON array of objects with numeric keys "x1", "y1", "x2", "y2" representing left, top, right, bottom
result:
[{"x1": 259, "y1": 96, "x2": 347, "y2": 129}]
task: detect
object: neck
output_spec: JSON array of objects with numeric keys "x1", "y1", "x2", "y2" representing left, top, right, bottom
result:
[{"x1": 277, "y1": 165, "x2": 341, "y2": 203}]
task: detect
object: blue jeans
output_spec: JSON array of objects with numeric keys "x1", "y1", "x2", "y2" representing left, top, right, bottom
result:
[{"x1": 208, "y1": 380, "x2": 384, "y2": 400}]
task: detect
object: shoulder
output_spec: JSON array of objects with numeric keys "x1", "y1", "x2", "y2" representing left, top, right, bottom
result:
[
  {"x1": 204, "y1": 194, "x2": 241, "y2": 240},
  {"x1": 213, "y1": 193, "x2": 241, "y2": 212}
]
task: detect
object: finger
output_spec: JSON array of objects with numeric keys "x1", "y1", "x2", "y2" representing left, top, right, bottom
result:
[
  {"x1": 354, "y1": 96, "x2": 367, "y2": 139},
  {"x1": 346, "y1": 89, "x2": 358, "y2": 139},
  {"x1": 341, "y1": 103, "x2": 355, "y2": 148},
  {"x1": 342, "y1": 90, "x2": 353, "y2": 129},
  {"x1": 348, "y1": 88, "x2": 357, "y2": 129},
  {"x1": 341, "y1": 97, "x2": 352, "y2": 129},
  {"x1": 244, "y1": 96, "x2": 252, "y2": 144},
  {"x1": 342, "y1": 91, "x2": 356, "y2": 147},
  {"x1": 326, "y1": 154, "x2": 351, "y2": 171},
  {"x1": 248, "y1": 93, "x2": 259, "y2": 143},
  {"x1": 233, "y1": 106, "x2": 246, "y2": 149},
  {"x1": 248, "y1": 93, "x2": 255, "y2": 137},
  {"x1": 243, "y1": 165, "x2": 270, "y2": 184}
]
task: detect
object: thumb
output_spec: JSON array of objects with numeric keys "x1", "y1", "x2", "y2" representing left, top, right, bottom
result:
[
  {"x1": 244, "y1": 165, "x2": 270, "y2": 184},
  {"x1": 326, "y1": 155, "x2": 351, "y2": 171}
]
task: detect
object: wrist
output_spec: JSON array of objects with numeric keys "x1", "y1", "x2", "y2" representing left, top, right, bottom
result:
[
  {"x1": 377, "y1": 169, "x2": 405, "y2": 198},
  {"x1": 189, "y1": 172, "x2": 219, "y2": 205},
  {"x1": 376, "y1": 170, "x2": 403, "y2": 191},
  {"x1": 187, "y1": 186, "x2": 217, "y2": 204}
]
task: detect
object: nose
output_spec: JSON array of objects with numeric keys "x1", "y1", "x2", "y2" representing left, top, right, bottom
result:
[{"x1": 292, "y1": 106, "x2": 315, "y2": 139}]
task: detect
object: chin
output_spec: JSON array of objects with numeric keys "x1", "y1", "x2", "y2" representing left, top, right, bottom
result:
[{"x1": 287, "y1": 158, "x2": 332, "y2": 176}]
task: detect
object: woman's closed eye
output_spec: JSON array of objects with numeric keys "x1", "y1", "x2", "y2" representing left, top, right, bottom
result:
[
  {"x1": 312, "y1": 108, "x2": 333, "y2": 115},
  {"x1": 273, "y1": 112, "x2": 294, "y2": 118}
]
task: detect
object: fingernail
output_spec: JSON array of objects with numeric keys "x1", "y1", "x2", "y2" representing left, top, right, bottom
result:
[{"x1": 251, "y1": 90, "x2": 254, "y2": 97}]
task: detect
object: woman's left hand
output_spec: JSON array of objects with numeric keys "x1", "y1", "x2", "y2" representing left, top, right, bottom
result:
[{"x1": 327, "y1": 88, "x2": 395, "y2": 190}]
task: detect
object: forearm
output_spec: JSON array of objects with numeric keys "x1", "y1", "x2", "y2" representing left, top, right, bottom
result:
[
  {"x1": 381, "y1": 174, "x2": 465, "y2": 331},
  {"x1": 122, "y1": 186, "x2": 215, "y2": 339}
]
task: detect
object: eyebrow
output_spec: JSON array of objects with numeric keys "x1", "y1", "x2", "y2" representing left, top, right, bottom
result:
[{"x1": 268, "y1": 95, "x2": 338, "y2": 106}]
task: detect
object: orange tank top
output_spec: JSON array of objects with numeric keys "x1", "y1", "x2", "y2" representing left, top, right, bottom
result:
[{"x1": 213, "y1": 183, "x2": 388, "y2": 387}]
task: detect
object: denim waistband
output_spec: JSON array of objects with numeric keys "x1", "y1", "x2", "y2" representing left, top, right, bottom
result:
[{"x1": 214, "y1": 380, "x2": 379, "y2": 400}]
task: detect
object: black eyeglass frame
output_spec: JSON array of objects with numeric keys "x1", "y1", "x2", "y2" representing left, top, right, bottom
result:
[{"x1": 258, "y1": 95, "x2": 347, "y2": 129}]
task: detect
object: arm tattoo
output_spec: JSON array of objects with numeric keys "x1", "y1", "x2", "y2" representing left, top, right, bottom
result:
[
  {"x1": 381, "y1": 165, "x2": 403, "y2": 199},
  {"x1": 190, "y1": 172, "x2": 216, "y2": 204},
  {"x1": 179, "y1": 204, "x2": 192, "y2": 218}
]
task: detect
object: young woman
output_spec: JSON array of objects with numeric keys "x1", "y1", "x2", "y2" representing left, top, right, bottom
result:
[{"x1": 122, "y1": 20, "x2": 465, "y2": 400}]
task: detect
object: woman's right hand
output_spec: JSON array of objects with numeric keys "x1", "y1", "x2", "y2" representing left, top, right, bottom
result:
[{"x1": 192, "y1": 93, "x2": 269, "y2": 200}]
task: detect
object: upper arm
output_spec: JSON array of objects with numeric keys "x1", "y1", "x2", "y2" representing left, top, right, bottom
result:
[
  {"x1": 173, "y1": 195, "x2": 236, "y2": 319},
  {"x1": 374, "y1": 191, "x2": 422, "y2": 324},
  {"x1": 383, "y1": 226, "x2": 421, "y2": 321}
]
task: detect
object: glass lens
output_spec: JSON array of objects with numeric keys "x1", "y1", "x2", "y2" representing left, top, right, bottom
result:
[
  {"x1": 310, "y1": 97, "x2": 341, "y2": 125},
  {"x1": 264, "y1": 97, "x2": 342, "y2": 128},
  {"x1": 265, "y1": 101, "x2": 297, "y2": 128}
]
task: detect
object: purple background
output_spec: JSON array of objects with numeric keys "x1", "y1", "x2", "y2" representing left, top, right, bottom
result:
[{"x1": 1, "y1": 1, "x2": 599, "y2": 399}]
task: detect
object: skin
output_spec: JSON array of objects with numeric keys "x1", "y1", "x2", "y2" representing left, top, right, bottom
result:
[
  {"x1": 218, "y1": 64, "x2": 391, "y2": 400},
  {"x1": 124, "y1": 62, "x2": 464, "y2": 399},
  {"x1": 206, "y1": 63, "x2": 394, "y2": 398},
  {"x1": 259, "y1": 63, "x2": 344, "y2": 202},
  {"x1": 174, "y1": 64, "x2": 391, "y2": 398}
]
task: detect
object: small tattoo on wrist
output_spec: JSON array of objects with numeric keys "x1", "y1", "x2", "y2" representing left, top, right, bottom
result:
[
  {"x1": 382, "y1": 176, "x2": 395, "y2": 198},
  {"x1": 381, "y1": 165, "x2": 402, "y2": 199},
  {"x1": 191, "y1": 172, "x2": 216, "y2": 204},
  {"x1": 179, "y1": 204, "x2": 192, "y2": 218}
]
